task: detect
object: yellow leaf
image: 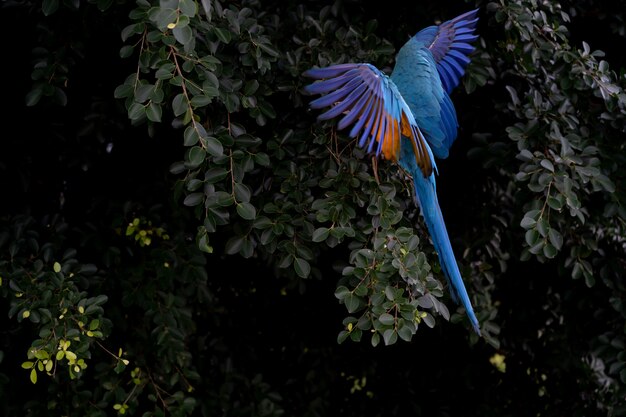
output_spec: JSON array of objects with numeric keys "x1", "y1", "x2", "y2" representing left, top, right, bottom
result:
[
  {"x1": 489, "y1": 353, "x2": 506, "y2": 373},
  {"x1": 53, "y1": 262, "x2": 62, "y2": 273},
  {"x1": 65, "y1": 351, "x2": 77, "y2": 362}
]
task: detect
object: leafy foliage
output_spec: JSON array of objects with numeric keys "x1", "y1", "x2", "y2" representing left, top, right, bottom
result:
[{"x1": 1, "y1": 0, "x2": 626, "y2": 415}]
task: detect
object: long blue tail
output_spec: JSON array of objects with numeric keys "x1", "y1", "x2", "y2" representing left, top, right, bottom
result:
[{"x1": 411, "y1": 167, "x2": 481, "y2": 335}]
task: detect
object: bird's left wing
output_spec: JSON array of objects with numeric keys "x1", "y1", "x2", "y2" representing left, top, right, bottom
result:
[{"x1": 303, "y1": 63, "x2": 434, "y2": 178}]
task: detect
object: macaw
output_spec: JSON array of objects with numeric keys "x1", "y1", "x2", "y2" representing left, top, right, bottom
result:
[{"x1": 303, "y1": 9, "x2": 481, "y2": 334}]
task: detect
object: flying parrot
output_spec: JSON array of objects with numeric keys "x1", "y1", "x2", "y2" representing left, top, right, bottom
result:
[{"x1": 303, "y1": 9, "x2": 481, "y2": 334}]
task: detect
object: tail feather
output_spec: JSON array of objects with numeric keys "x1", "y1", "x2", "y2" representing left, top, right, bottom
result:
[{"x1": 412, "y1": 169, "x2": 481, "y2": 335}]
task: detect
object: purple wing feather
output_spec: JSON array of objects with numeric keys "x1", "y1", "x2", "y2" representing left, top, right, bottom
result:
[
  {"x1": 303, "y1": 63, "x2": 434, "y2": 177},
  {"x1": 414, "y1": 9, "x2": 480, "y2": 93}
]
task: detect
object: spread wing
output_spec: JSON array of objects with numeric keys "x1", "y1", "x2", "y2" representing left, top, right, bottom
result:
[
  {"x1": 303, "y1": 63, "x2": 434, "y2": 177},
  {"x1": 414, "y1": 9, "x2": 479, "y2": 94}
]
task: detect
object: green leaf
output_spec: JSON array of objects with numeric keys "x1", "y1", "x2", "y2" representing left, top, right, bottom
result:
[
  {"x1": 525, "y1": 229, "x2": 540, "y2": 247},
  {"x1": 547, "y1": 196, "x2": 563, "y2": 211},
  {"x1": 153, "y1": 7, "x2": 177, "y2": 30},
  {"x1": 543, "y1": 243, "x2": 557, "y2": 259},
  {"x1": 197, "y1": 232, "x2": 213, "y2": 254},
  {"x1": 548, "y1": 228, "x2": 563, "y2": 250},
  {"x1": 214, "y1": 27, "x2": 232, "y2": 43},
  {"x1": 257, "y1": 42, "x2": 279, "y2": 57},
  {"x1": 119, "y1": 45, "x2": 134, "y2": 58},
  {"x1": 225, "y1": 236, "x2": 246, "y2": 256},
  {"x1": 135, "y1": 84, "x2": 154, "y2": 103},
  {"x1": 42, "y1": 0, "x2": 59, "y2": 16},
  {"x1": 520, "y1": 215, "x2": 536, "y2": 229},
  {"x1": 422, "y1": 313, "x2": 435, "y2": 328},
  {"x1": 536, "y1": 217, "x2": 549, "y2": 237},
  {"x1": 170, "y1": 161, "x2": 186, "y2": 175},
  {"x1": 128, "y1": 103, "x2": 145, "y2": 120},
  {"x1": 205, "y1": 136, "x2": 224, "y2": 157},
  {"x1": 184, "y1": 125, "x2": 199, "y2": 146},
  {"x1": 223, "y1": 93, "x2": 240, "y2": 112},
  {"x1": 179, "y1": 0, "x2": 198, "y2": 17},
  {"x1": 251, "y1": 153, "x2": 269, "y2": 168},
  {"x1": 311, "y1": 227, "x2": 329, "y2": 242},
  {"x1": 378, "y1": 313, "x2": 394, "y2": 326},
  {"x1": 172, "y1": 93, "x2": 188, "y2": 117},
  {"x1": 183, "y1": 193, "x2": 203, "y2": 207},
  {"x1": 337, "y1": 330, "x2": 350, "y2": 344},
  {"x1": 155, "y1": 63, "x2": 175, "y2": 80},
  {"x1": 384, "y1": 286, "x2": 395, "y2": 301},
  {"x1": 572, "y1": 262, "x2": 582, "y2": 280},
  {"x1": 173, "y1": 25, "x2": 193, "y2": 45},
  {"x1": 397, "y1": 323, "x2": 414, "y2": 342},
  {"x1": 25, "y1": 88, "x2": 43, "y2": 107},
  {"x1": 146, "y1": 103, "x2": 162, "y2": 122},
  {"x1": 234, "y1": 183, "x2": 251, "y2": 203},
  {"x1": 244, "y1": 80, "x2": 259, "y2": 96},
  {"x1": 187, "y1": 146, "x2": 206, "y2": 168},
  {"x1": 540, "y1": 159, "x2": 554, "y2": 172},
  {"x1": 344, "y1": 294, "x2": 360, "y2": 313},
  {"x1": 529, "y1": 241, "x2": 545, "y2": 255},
  {"x1": 204, "y1": 167, "x2": 228, "y2": 184},
  {"x1": 236, "y1": 202, "x2": 256, "y2": 220},
  {"x1": 30, "y1": 368, "x2": 37, "y2": 384},
  {"x1": 190, "y1": 95, "x2": 212, "y2": 107},
  {"x1": 294, "y1": 257, "x2": 311, "y2": 278},
  {"x1": 382, "y1": 329, "x2": 397, "y2": 345},
  {"x1": 186, "y1": 179, "x2": 203, "y2": 191},
  {"x1": 114, "y1": 84, "x2": 133, "y2": 99},
  {"x1": 371, "y1": 332, "x2": 380, "y2": 347},
  {"x1": 92, "y1": 294, "x2": 109, "y2": 306},
  {"x1": 349, "y1": 328, "x2": 362, "y2": 342},
  {"x1": 334, "y1": 286, "x2": 350, "y2": 300},
  {"x1": 595, "y1": 174, "x2": 616, "y2": 193}
]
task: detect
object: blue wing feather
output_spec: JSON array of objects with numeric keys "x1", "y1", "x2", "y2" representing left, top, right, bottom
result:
[
  {"x1": 303, "y1": 63, "x2": 434, "y2": 177},
  {"x1": 412, "y1": 9, "x2": 479, "y2": 94}
]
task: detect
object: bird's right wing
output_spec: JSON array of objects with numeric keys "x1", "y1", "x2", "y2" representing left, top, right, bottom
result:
[
  {"x1": 303, "y1": 63, "x2": 434, "y2": 178},
  {"x1": 414, "y1": 9, "x2": 479, "y2": 94}
]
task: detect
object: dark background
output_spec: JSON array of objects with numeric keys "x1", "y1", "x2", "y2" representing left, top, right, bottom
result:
[{"x1": 1, "y1": 1, "x2": 625, "y2": 416}]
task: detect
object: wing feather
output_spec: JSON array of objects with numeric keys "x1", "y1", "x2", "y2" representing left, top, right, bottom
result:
[
  {"x1": 413, "y1": 9, "x2": 480, "y2": 93},
  {"x1": 304, "y1": 63, "x2": 433, "y2": 177}
]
